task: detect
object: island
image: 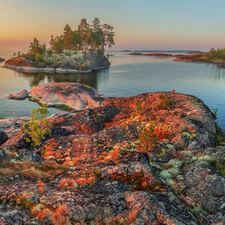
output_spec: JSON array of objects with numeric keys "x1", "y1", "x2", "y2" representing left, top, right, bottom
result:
[
  {"x1": 128, "y1": 52, "x2": 173, "y2": 57},
  {"x1": 1, "y1": 82, "x2": 225, "y2": 224},
  {"x1": 4, "y1": 18, "x2": 115, "y2": 73},
  {"x1": 173, "y1": 48, "x2": 225, "y2": 69},
  {"x1": 0, "y1": 58, "x2": 5, "y2": 62}
]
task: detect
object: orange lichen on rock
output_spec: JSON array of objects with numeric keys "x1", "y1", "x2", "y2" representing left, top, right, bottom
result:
[{"x1": 50, "y1": 204, "x2": 70, "y2": 225}]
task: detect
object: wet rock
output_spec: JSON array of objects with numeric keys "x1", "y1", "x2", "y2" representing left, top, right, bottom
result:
[
  {"x1": 0, "y1": 116, "x2": 29, "y2": 130},
  {"x1": 8, "y1": 90, "x2": 29, "y2": 100},
  {"x1": 0, "y1": 131, "x2": 8, "y2": 145}
]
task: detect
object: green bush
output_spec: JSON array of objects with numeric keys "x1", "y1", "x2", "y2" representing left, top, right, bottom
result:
[
  {"x1": 47, "y1": 49, "x2": 53, "y2": 57},
  {"x1": 22, "y1": 104, "x2": 53, "y2": 148}
]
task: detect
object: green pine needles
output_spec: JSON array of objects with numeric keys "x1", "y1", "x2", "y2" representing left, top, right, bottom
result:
[{"x1": 22, "y1": 104, "x2": 53, "y2": 148}]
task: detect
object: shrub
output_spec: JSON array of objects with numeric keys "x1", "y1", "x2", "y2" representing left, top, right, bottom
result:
[
  {"x1": 22, "y1": 103, "x2": 53, "y2": 148},
  {"x1": 47, "y1": 49, "x2": 53, "y2": 57},
  {"x1": 157, "y1": 94, "x2": 173, "y2": 109},
  {"x1": 51, "y1": 204, "x2": 70, "y2": 225},
  {"x1": 138, "y1": 123, "x2": 171, "y2": 153},
  {"x1": 138, "y1": 123, "x2": 158, "y2": 153}
]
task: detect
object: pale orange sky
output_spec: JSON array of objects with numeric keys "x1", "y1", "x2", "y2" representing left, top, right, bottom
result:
[{"x1": 1, "y1": 0, "x2": 225, "y2": 51}]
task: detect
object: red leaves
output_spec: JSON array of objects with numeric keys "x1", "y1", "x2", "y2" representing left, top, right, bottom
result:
[
  {"x1": 138, "y1": 122, "x2": 171, "y2": 153},
  {"x1": 51, "y1": 204, "x2": 70, "y2": 225},
  {"x1": 107, "y1": 171, "x2": 168, "y2": 192}
]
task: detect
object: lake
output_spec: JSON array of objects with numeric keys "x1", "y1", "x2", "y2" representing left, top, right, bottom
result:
[{"x1": 1, "y1": 50, "x2": 225, "y2": 129}]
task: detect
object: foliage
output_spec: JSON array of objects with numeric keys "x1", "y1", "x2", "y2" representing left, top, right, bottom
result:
[
  {"x1": 157, "y1": 94, "x2": 173, "y2": 109},
  {"x1": 29, "y1": 38, "x2": 46, "y2": 57},
  {"x1": 212, "y1": 108, "x2": 221, "y2": 135},
  {"x1": 138, "y1": 123, "x2": 171, "y2": 153},
  {"x1": 22, "y1": 104, "x2": 53, "y2": 148},
  {"x1": 50, "y1": 204, "x2": 70, "y2": 225},
  {"x1": 138, "y1": 123, "x2": 158, "y2": 152},
  {"x1": 211, "y1": 108, "x2": 225, "y2": 145},
  {"x1": 47, "y1": 49, "x2": 53, "y2": 56},
  {"x1": 107, "y1": 171, "x2": 168, "y2": 192},
  {"x1": 205, "y1": 47, "x2": 225, "y2": 60}
]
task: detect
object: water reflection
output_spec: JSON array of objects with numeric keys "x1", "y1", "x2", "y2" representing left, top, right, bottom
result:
[{"x1": 14, "y1": 69, "x2": 110, "y2": 89}]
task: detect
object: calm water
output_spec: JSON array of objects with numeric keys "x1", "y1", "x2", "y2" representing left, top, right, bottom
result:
[{"x1": 1, "y1": 50, "x2": 225, "y2": 129}]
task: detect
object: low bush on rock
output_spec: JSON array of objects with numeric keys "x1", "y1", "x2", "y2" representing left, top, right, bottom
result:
[{"x1": 22, "y1": 103, "x2": 53, "y2": 149}]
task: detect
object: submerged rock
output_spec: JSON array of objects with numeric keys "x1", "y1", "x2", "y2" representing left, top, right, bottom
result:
[{"x1": 8, "y1": 89, "x2": 29, "y2": 100}]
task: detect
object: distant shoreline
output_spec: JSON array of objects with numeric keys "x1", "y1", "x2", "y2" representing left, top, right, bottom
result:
[{"x1": 128, "y1": 52, "x2": 173, "y2": 57}]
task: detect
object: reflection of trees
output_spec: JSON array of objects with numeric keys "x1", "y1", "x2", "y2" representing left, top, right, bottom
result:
[{"x1": 14, "y1": 70, "x2": 107, "y2": 89}]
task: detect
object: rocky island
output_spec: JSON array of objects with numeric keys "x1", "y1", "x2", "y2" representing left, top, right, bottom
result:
[
  {"x1": 0, "y1": 82, "x2": 225, "y2": 224},
  {"x1": 4, "y1": 18, "x2": 114, "y2": 73},
  {"x1": 0, "y1": 58, "x2": 5, "y2": 62},
  {"x1": 173, "y1": 48, "x2": 225, "y2": 69},
  {"x1": 4, "y1": 50, "x2": 110, "y2": 73}
]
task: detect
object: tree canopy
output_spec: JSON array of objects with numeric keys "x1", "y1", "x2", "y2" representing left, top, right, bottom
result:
[{"x1": 28, "y1": 18, "x2": 115, "y2": 56}]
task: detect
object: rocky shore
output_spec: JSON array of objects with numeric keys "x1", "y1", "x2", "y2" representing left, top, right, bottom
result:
[
  {"x1": 173, "y1": 54, "x2": 225, "y2": 69},
  {"x1": 4, "y1": 51, "x2": 110, "y2": 73},
  {"x1": 1, "y1": 83, "x2": 225, "y2": 224}
]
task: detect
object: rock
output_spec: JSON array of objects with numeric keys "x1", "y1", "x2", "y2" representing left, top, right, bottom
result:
[
  {"x1": 0, "y1": 58, "x2": 5, "y2": 62},
  {"x1": 19, "y1": 149, "x2": 46, "y2": 163},
  {"x1": 0, "y1": 131, "x2": 8, "y2": 145},
  {"x1": 0, "y1": 90, "x2": 222, "y2": 225},
  {"x1": 4, "y1": 52, "x2": 110, "y2": 73},
  {"x1": 0, "y1": 117, "x2": 29, "y2": 130},
  {"x1": 29, "y1": 82, "x2": 102, "y2": 111},
  {"x1": 8, "y1": 90, "x2": 29, "y2": 100},
  {"x1": 0, "y1": 148, "x2": 10, "y2": 162}
]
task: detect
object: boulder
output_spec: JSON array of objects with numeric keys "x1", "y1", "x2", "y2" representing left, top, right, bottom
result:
[
  {"x1": 8, "y1": 90, "x2": 30, "y2": 100},
  {"x1": 0, "y1": 148, "x2": 10, "y2": 163},
  {"x1": 29, "y1": 82, "x2": 102, "y2": 111},
  {"x1": 0, "y1": 131, "x2": 8, "y2": 145}
]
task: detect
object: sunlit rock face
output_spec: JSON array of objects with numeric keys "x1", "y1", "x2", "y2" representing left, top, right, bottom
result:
[
  {"x1": 2, "y1": 90, "x2": 224, "y2": 225},
  {"x1": 29, "y1": 82, "x2": 102, "y2": 111}
]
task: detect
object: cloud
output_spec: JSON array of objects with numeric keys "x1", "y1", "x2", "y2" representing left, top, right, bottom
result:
[
  {"x1": 0, "y1": 4, "x2": 17, "y2": 8},
  {"x1": 0, "y1": 4, "x2": 41, "y2": 9}
]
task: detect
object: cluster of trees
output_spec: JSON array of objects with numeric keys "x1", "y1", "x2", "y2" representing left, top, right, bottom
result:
[
  {"x1": 205, "y1": 47, "x2": 225, "y2": 59},
  {"x1": 28, "y1": 18, "x2": 115, "y2": 58}
]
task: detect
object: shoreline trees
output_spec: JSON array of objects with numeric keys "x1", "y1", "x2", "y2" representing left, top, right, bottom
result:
[{"x1": 27, "y1": 18, "x2": 115, "y2": 59}]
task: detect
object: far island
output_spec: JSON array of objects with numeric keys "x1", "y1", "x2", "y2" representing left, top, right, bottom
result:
[
  {"x1": 4, "y1": 18, "x2": 115, "y2": 73},
  {"x1": 0, "y1": 58, "x2": 5, "y2": 62},
  {"x1": 128, "y1": 52, "x2": 173, "y2": 57}
]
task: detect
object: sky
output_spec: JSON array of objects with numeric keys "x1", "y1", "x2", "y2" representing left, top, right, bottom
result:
[{"x1": 1, "y1": 0, "x2": 225, "y2": 51}]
